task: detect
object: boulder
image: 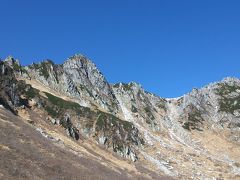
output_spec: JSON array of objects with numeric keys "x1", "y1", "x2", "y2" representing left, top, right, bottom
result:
[{"x1": 99, "y1": 136, "x2": 107, "y2": 145}]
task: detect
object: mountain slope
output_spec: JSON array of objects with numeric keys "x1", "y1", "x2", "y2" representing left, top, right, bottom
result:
[
  {"x1": 0, "y1": 58, "x2": 169, "y2": 180},
  {"x1": 1, "y1": 55, "x2": 240, "y2": 179},
  {"x1": 0, "y1": 105, "x2": 169, "y2": 179}
]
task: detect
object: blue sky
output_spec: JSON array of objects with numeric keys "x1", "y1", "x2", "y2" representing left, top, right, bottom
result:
[{"x1": 1, "y1": 0, "x2": 240, "y2": 98}]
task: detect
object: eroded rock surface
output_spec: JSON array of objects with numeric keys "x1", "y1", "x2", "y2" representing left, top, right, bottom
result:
[{"x1": 0, "y1": 55, "x2": 240, "y2": 179}]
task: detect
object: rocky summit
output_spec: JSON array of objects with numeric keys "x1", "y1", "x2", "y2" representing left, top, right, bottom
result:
[{"x1": 0, "y1": 54, "x2": 240, "y2": 179}]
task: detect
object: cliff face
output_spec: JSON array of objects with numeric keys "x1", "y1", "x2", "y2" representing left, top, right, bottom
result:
[
  {"x1": 1, "y1": 55, "x2": 240, "y2": 179},
  {"x1": 24, "y1": 55, "x2": 120, "y2": 113},
  {"x1": 172, "y1": 78, "x2": 240, "y2": 140},
  {"x1": 0, "y1": 57, "x2": 144, "y2": 162}
]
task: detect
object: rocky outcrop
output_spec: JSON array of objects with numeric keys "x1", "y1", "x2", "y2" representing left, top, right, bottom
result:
[
  {"x1": 24, "y1": 54, "x2": 120, "y2": 114},
  {"x1": 173, "y1": 78, "x2": 240, "y2": 131},
  {"x1": 113, "y1": 82, "x2": 167, "y2": 130},
  {"x1": 0, "y1": 60, "x2": 27, "y2": 113},
  {"x1": 94, "y1": 111, "x2": 144, "y2": 161},
  {"x1": 4, "y1": 55, "x2": 240, "y2": 146},
  {"x1": 0, "y1": 59, "x2": 144, "y2": 161},
  {"x1": 1, "y1": 55, "x2": 240, "y2": 178}
]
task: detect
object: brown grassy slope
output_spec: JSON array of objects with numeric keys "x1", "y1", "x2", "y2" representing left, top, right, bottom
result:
[{"x1": 0, "y1": 107, "x2": 172, "y2": 180}]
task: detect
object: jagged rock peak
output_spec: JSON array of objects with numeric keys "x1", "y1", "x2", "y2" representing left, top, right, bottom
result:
[
  {"x1": 64, "y1": 54, "x2": 98, "y2": 69},
  {"x1": 220, "y1": 77, "x2": 240, "y2": 84},
  {"x1": 205, "y1": 77, "x2": 240, "y2": 88},
  {"x1": 63, "y1": 54, "x2": 106, "y2": 80},
  {"x1": 66, "y1": 54, "x2": 88, "y2": 62},
  {"x1": 62, "y1": 53, "x2": 111, "y2": 88},
  {"x1": 113, "y1": 82, "x2": 161, "y2": 99},
  {"x1": 4, "y1": 55, "x2": 20, "y2": 66}
]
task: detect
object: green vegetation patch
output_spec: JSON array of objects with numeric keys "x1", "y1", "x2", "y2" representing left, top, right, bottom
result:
[
  {"x1": 215, "y1": 83, "x2": 240, "y2": 114},
  {"x1": 218, "y1": 97, "x2": 240, "y2": 114},
  {"x1": 31, "y1": 61, "x2": 54, "y2": 79},
  {"x1": 45, "y1": 92, "x2": 81, "y2": 109},
  {"x1": 122, "y1": 83, "x2": 134, "y2": 91},
  {"x1": 39, "y1": 62, "x2": 50, "y2": 79},
  {"x1": 25, "y1": 87, "x2": 39, "y2": 99},
  {"x1": 44, "y1": 92, "x2": 92, "y2": 118},
  {"x1": 16, "y1": 81, "x2": 40, "y2": 99},
  {"x1": 12, "y1": 63, "x2": 28, "y2": 74},
  {"x1": 113, "y1": 83, "x2": 134, "y2": 91},
  {"x1": 96, "y1": 111, "x2": 117, "y2": 130},
  {"x1": 131, "y1": 105, "x2": 138, "y2": 113},
  {"x1": 96, "y1": 111, "x2": 133, "y2": 131},
  {"x1": 113, "y1": 144, "x2": 124, "y2": 153},
  {"x1": 157, "y1": 102, "x2": 166, "y2": 111},
  {"x1": 95, "y1": 110, "x2": 142, "y2": 152},
  {"x1": 182, "y1": 106, "x2": 204, "y2": 131},
  {"x1": 45, "y1": 106, "x2": 58, "y2": 117},
  {"x1": 144, "y1": 106, "x2": 155, "y2": 120},
  {"x1": 215, "y1": 83, "x2": 240, "y2": 96}
]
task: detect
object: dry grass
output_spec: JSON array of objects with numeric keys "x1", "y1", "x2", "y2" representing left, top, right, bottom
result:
[{"x1": 0, "y1": 144, "x2": 10, "y2": 151}]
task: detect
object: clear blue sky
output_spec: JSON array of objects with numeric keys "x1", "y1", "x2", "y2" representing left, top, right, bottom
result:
[{"x1": 1, "y1": 0, "x2": 240, "y2": 98}]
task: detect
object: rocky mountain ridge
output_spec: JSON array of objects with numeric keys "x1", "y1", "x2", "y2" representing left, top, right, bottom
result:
[{"x1": 1, "y1": 55, "x2": 240, "y2": 179}]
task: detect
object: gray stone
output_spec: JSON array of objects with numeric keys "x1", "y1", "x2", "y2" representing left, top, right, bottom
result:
[
  {"x1": 51, "y1": 118, "x2": 56, "y2": 125},
  {"x1": 99, "y1": 136, "x2": 107, "y2": 145},
  {"x1": 56, "y1": 119, "x2": 60, "y2": 125}
]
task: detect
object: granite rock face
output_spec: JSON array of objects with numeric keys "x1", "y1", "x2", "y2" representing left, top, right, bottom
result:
[
  {"x1": 112, "y1": 82, "x2": 167, "y2": 130},
  {"x1": 174, "y1": 78, "x2": 240, "y2": 141},
  {"x1": 1, "y1": 55, "x2": 240, "y2": 178},
  {"x1": 0, "y1": 60, "x2": 24, "y2": 113},
  {"x1": 0, "y1": 58, "x2": 144, "y2": 162},
  {"x1": 24, "y1": 54, "x2": 120, "y2": 113}
]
